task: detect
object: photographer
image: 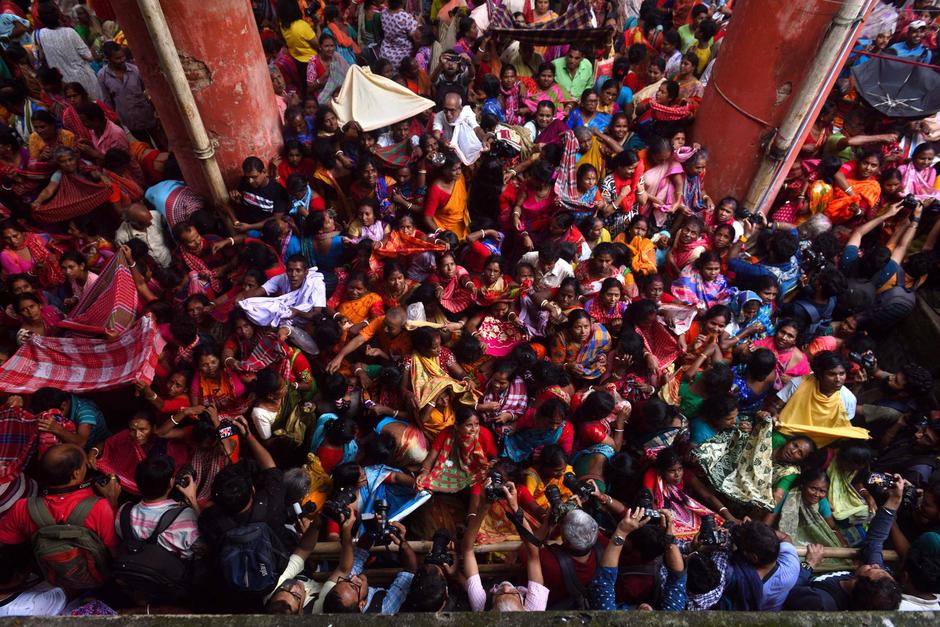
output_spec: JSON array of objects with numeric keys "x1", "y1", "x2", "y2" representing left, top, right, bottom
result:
[
  {"x1": 541, "y1": 508, "x2": 605, "y2": 609},
  {"x1": 856, "y1": 362, "x2": 934, "y2": 427},
  {"x1": 727, "y1": 221, "x2": 803, "y2": 297},
  {"x1": 322, "y1": 513, "x2": 417, "y2": 614},
  {"x1": 783, "y1": 474, "x2": 910, "y2": 610},
  {"x1": 589, "y1": 508, "x2": 686, "y2": 611},
  {"x1": 402, "y1": 530, "x2": 460, "y2": 612},
  {"x1": 462, "y1": 480, "x2": 548, "y2": 611},
  {"x1": 875, "y1": 415, "x2": 940, "y2": 488},
  {"x1": 719, "y1": 521, "x2": 799, "y2": 611},
  {"x1": 266, "y1": 511, "x2": 327, "y2": 614}
]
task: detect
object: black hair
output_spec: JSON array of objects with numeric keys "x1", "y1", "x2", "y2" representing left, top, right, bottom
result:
[
  {"x1": 331, "y1": 462, "x2": 362, "y2": 490},
  {"x1": 732, "y1": 520, "x2": 780, "y2": 566},
  {"x1": 254, "y1": 369, "x2": 283, "y2": 401},
  {"x1": 745, "y1": 348, "x2": 777, "y2": 381},
  {"x1": 904, "y1": 544, "x2": 940, "y2": 594},
  {"x1": 40, "y1": 444, "x2": 84, "y2": 486},
  {"x1": 412, "y1": 327, "x2": 442, "y2": 355},
  {"x1": 402, "y1": 563, "x2": 449, "y2": 611},
  {"x1": 810, "y1": 350, "x2": 848, "y2": 377},
  {"x1": 799, "y1": 466, "x2": 829, "y2": 489},
  {"x1": 242, "y1": 156, "x2": 265, "y2": 173},
  {"x1": 653, "y1": 446, "x2": 682, "y2": 473},
  {"x1": 31, "y1": 386, "x2": 68, "y2": 413},
  {"x1": 836, "y1": 440, "x2": 872, "y2": 471},
  {"x1": 686, "y1": 552, "x2": 722, "y2": 596},
  {"x1": 849, "y1": 575, "x2": 901, "y2": 610},
  {"x1": 899, "y1": 363, "x2": 934, "y2": 398},
  {"x1": 699, "y1": 395, "x2": 739, "y2": 427},
  {"x1": 210, "y1": 462, "x2": 254, "y2": 514},
  {"x1": 136, "y1": 454, "x2": 176, "y2": 500},
  {"x1": 630, "y1": 524, "x2": 668, "y2": 561},
  {"x1": 76, "y1": 101, "x2": 105, "y2": 124},
  {"x1": 571, "y1": 390, "x2": 614, "y2": 425},
  {"x1": 636, "y1": 398, "x2": 679, "y2": 436},
  {"x1": 702, "y1": 362, "x2": 734, "y2": 398},
  {"x1": 769, "y1": 230, "x2": 800, "y2": 262}
]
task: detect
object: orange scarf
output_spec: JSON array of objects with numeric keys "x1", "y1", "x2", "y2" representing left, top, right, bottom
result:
[{"x1": 328, "y1": 21, "x2": 361, "y2": 56}]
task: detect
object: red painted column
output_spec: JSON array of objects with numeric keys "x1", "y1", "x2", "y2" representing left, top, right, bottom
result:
[
  {"x1": 108, "y1": 0, "x2": 282, "y2": 196},
  {"x1": 691, "y1": 0, "x2": 841, "y2": 201}
]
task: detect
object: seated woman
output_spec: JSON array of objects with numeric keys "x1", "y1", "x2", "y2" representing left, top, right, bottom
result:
[
  {"x1": 550, "y1": 308, "x2": 612, "y2": 387},
  {"x1": 643, "y1": 446, "x2": 720, "y2": 540},
  {"x1": 749, "y1": 318, "x2": 810, "y2": 390},
  {"x1": 664, "y1": 215, "x2": 708, "y2": 279},
  {"x1": 477, "y1": 359, "x2": 528, "y2": 436},
  {"x1": 826, "y1": 441, "x2": 875, "y2": 545},
  {"x1": 403, "y1": 326, "x2": 468, "y2": 412},
  {"x1": 511, "y1": 161, "x2": 557, "y2": 252},
  {"x1": 574, "y1": 242, "x2": 631, "y2": 300},
  {"x1": 677, "y1": 148, "x2": 713, "y2": 218},
  {"x1": 569, "y1": 390, "x2": 627, "y2": 487},
  {"x1": 430, "y1": 251, "x2": 474, "y2": 321},
  {"x1": 521, "y1": 63, "x2": 566, "y2": 119},
  {"x1": 58, "y1": 250, "x2": 97, "y2": 311},
  {"x1": 585, "y1": 277, "x2": 629, "y2": 334},
  {"x1": 13, "y1": 292, "x2": 59, "y2": 345},
  {"x1": 333, "y1": 271, "x2": 382, "y2": 333},
  {"x1": 349, "y1": 158, "x2": 403, "y2": 222},
  {"x1": 368, "y1": 213, "x2": 447, "y2": 282},
  {"x1": 309, "y1": 413, "x2": 359, "y2": 474},
  {"x1": 89, "y1": 409, "x2": 191, "y2": 496},
  {"x1": 624, "y1": 299, "x2": 681, "y2": 375},
  {"x1": 137, "y1": 371, "x2": 192, "y2": 423},
  {"x1": 27, "y1": 109, "x2": 76, "y2": 163},
  {"x1": 66, "y1": 214, "x2": 114, "y2": 273},
  {"x1": 344, "y1": 199, "x2": 389, "y2": 246},
  {"x1": 690, "y1": 395, "x2": 740, "y2": 445},
  {"x1": 570, "y1": 163, "x2": 604, "y2": 223},
  {"x1": 602, "y1": 330, "x2": 657, "y2": 406},
  {"x1": 765, "y1": 468, "x2": 849, "y2": 558},
  {"x1": 300, "y1": 210, "x2": 344, "y2": 297},
  {"x1": 725, "y1": 290, "x2": 771, "y2": 346},
  {"x1": 375, "y1": 260, "x2": 419, "y2": 312},
  {"x1": 688, "y1": 412, "x2": 817, "y2": 520},
  {"x1": 416, "y1": 405, "x2": 495, "y2": 494},
  {"x1": 424, "y1": 153, "x2": 470, "y2": 241},
  {"x1": 731, "y1": 347, "x2": 777, "y2": 417},
  {"x1": 517, "y1": 445, "x2": 575, "y2": 522},
  {"x1": 222, "y1": 310, "x2": 289, "y2": 381},
  {"x1": 465, "y1": 298, "x2": 528, "y2": 358},
  {"x1": 679, "y1": 303, "x2": 734, "y2": 360},
  {"x1": 0, "y1": 220, "x2": 63, "y2": 289},
  {"x1": 370, "y1": 409, "x2": 430, "y2": 472},
  {"x1": 567, "y1": 90, "x2": 607, "y2": 131},
  {"x1": 471, "y1": 254, "x2": 516, "y2": 307},
  {"x1": 670, "y1": 250, "x2": 737, "y2": 312},
  {"x1": 250, "y1": 370, "x2": 309, "y2": 454},
  {"x1": 190, "y1": 344, "x2": 248, "y2": 414},
  {"x1": 772, "y1": 350, "x2": 870, "y2": 448},
  {"x1": 616, "y1": 214, "x2": 659, "y2": 277},
  {"x1": 502, "y1": 397, "x2": 573, "y2": 461}
]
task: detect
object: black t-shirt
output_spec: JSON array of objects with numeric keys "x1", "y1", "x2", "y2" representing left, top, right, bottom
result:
[
  {"x1": 783, "y1": 572, "x2": 852, "y2": 610},
  {"x1": 236, "y1": 179, "x2": 289, "y2": 225}
]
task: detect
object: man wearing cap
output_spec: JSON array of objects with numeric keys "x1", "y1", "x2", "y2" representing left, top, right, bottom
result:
[{"x1": 890, "y1": 20, "x2": 931, "y2": 61}]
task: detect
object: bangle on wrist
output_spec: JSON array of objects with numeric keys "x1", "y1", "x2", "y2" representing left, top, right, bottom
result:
[{"x1": 171, "y1": 415, "x2": 180, "y2": 426}]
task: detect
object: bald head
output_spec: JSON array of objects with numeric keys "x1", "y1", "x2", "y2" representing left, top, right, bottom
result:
[
  {"x1": 443, "y1": 93, "x2": 462, "y2": 123},
  {"x1": 126, "y1": 203, "x2": 153, "y2": 230},
  {"x1": 41, "y1": 444, "x2": 86, "y2": 487}
]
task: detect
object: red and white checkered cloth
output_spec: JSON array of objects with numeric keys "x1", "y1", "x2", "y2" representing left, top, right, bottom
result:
[
  {"x1": 58, "y1": 249, "x2": 137, "y2": 336},
  {"x1": 0, "y1": 314, "x2": 165, "y2": 394}
]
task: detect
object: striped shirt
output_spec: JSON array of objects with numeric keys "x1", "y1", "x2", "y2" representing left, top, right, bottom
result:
[{"x1": 115, "y1": 499, "x2": 201, "y2": 559}]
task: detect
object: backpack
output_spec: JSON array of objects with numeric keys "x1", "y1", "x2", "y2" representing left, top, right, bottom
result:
[
  {"x1": 112, "y1": 504, "x2": 192, "y2": 601},
  {"x1": 216, "y1": 498, "x2": 288, "y2": 595},
  {"x1": 27, "y1": 496, "x2": 111, "y2": 590},
  {"x1": 547, "y1": 544, "x2": 603, "y2": 610}
]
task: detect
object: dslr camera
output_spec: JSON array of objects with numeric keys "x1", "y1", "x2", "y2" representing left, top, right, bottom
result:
[
  {"x1": 563, "y1": 472, "x2": 595, "y2": 502},
  {"x1": 545, "y1": 483, "x2": 578, "y2": 524},
  {"x1": 848, "y1": 350, "x2": 876, "y2": 372},
  {"x1": 363, "y1": 499, "x2": 399, "y2": 546},
  {"x1": 634, "y1": 487, "x2": 663, "y2": 523},
  {"x1": 485, "y1": 469, "x2": 506, "y2": 502},
  {"x1": 322, "y1": 486, "x2": 357, "y2": 524},
  {"x1": 425, "y1": 529, "x2": 454, "y2": 567},
  {"x1": 866, "y1": 472, "x2": 917, "y2": 510}
]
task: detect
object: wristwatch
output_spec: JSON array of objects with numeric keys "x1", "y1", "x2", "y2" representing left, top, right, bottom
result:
[
  {"x1": 800, "y1": 561, "x2": 813, "y2": 571},
  {"x1": 664, "y1": 534, "x2": 677, "y2": 545},
  {"x1": 612, "y1": 535, "x2": 625, "y2": 546}
]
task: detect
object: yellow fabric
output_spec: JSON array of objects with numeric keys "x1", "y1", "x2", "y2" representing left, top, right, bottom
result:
[
  {"x1": 777, "y1": 375, "x2": 869, "y2": 447},
  {"x1": 331, "y1": 65, "x2": 435, "y2": 132},
  {"x1": 28, "y1": 129, "x2": 76, "y2": 161},
  {"x1": 522, "y1": 465, "x2": 574, "y2": 509},
  {"x1": 422, "y1": 405, "x2": 455, "y2": 441},
  {"x1": 434, "y1": 174, "x2": 471, "y2": 241},
  {"x1": 827, "y1": 457, "x2": 869, "y2": 522},
  {"x1": 576, "y1": 137, "x2": 606, "y2": 181},
  {"x1": 282, "y1": 20, "x2": 318, "y2": 62}
]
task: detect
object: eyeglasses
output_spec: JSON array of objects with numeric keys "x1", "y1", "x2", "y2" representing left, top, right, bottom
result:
[
  {"x1": 275, "y1": 582, "x2": 305, "y2": 606},
  {"x1": 443, "y1": 107, "x2": 459, "y2": 113},
  {"x1": 336, "y1": 575, "x2": 363, "y2": 599}
]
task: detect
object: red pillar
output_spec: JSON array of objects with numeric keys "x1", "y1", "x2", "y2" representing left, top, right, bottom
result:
[
  {"x1": 108, "y1": 0, "x2": 282, "y2": 197},
  {"x1": 691, "y1": 0, "x2": 842, "y2": 201}
]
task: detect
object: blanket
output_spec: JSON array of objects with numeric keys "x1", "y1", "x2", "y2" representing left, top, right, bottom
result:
[
  {"x1": 58, "y1": 248, "x2": 137, "y2": 336},
  {"x1": 486, "y1": 0, "x2": 612, "y2": 46},
  {"x1": 331, "y1": 65, "x2": 435, "y2": 132},
  {"x1": 0, "y1": 314, "x2": 165, "y2": 394}
]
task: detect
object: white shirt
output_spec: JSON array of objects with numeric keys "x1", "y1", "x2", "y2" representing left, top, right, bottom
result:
[
  {"x1": 432, "y1": 105, "x2": 478, "y2": 143},
  {"x1": 519, "y1": 253, "x2": 574, "y2": 290},
  {"x1": 114, "y1": 210, "x2": 172, "y2": 268},
  {"x1": 251, "y1": 406, "x2": 278, "y2": 440},
  {"x1": 899, "y1": 593, "x2": 940, "y2": 611},
  {"x1": 0, "y1": 582, "x2": 67, "y2": 617}
]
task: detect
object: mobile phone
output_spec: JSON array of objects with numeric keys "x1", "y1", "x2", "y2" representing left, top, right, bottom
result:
[{"x1": 217, "y1": 420, "x2": 236, "y2": 439}]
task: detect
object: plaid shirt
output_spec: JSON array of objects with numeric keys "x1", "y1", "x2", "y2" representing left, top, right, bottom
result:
[{"x1": 352, "y1": 547, "x2": 413, "y2": 614}]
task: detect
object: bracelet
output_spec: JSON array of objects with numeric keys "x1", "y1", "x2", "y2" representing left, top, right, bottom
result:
[
  {"x1": 355, "y1": 368, "x2": 364, "y2": 375},
  {"x1": 613, "y1": 428, "x2": 624, "y2": 432},
  {"x1": 228, "y1": 237, "x2": 235, "y2": 246},
  {"x1": 719, "y1": 507, "x2": 730, "y2": 514},
  {"x1": 393, "y1": 410, "x2": 399, "y2": 418},
  {"x1": 417, "y1": 169, "x2": 427, "y2": 174},
  {"x1": 508, "y1": 169, "x2": 517, "y2": 177},
  {"x1": 128, "y1": 261, "x2": 136, "y2": 269},
  {"x1": 335, "y1": 150, "x2": 344, "y2": 157},
  {"x1": 333, "y1": 312, "x2": 342, "y2": 320},
  {"x1": 89, "y1": 447, "x2": 100, "y2": 457},
  {"x1": 148, "y1": 392, "x2": 158, "y2": 401},
  {"x1": 406, "y1": 202, "x2": 413, "y2": 210},
  {"x1": 171, "y1": 415, "x2": 180, "y2": 426},
  {"x1": 478, "y1": 230, "x2": 485, "y2": 239},
  {"x1": 467, "y1": 512, "x2": 477, "y2": 518}
]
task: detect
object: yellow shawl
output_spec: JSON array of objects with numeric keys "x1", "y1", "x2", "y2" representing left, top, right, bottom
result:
[
  {"x1": 576, "y1": 137, "x2": 606, "y2": 181},
  {"x1": 777, "y1": 375, "x2": 869, "y2": 447},
  {"x1": 433, "y1": 174, "x2": 470, "y2": 241}
]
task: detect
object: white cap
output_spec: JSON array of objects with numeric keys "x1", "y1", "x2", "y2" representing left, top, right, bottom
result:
[{"x1": 910, "y1": 19, "x2": 928, "y2": 30}]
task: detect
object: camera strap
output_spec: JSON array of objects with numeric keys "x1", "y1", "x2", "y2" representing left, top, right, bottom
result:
[
  {"x1": 506, "y1": 507, "x2": 543, "y2": 547},
  {"x1": 40, "y1": 480, "x2": 93, "y2": 496}
]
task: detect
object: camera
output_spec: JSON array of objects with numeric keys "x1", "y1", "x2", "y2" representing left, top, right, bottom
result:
[
  {"x1": 427, "y1": 151, "x2": 446, "y2": 167},
  {"x1": 363, "y1": 499, "x2": 399, "y2": 546},
  {"x1": 697, "y1": 514, "x2": 721, "y2": 546},
  {"x1": 866, "y1": 472, "x2": 917, "y2": 509},
  {"x1": 848, "y1": 351, "x2": 877, "y2": 372},
  {"x1": 322, "y1": 486, "x2": 357, "y2": 524},
  {"x1": 738, "y1": 209, "x2": 765, "y2": 226},
  {"x1": 563, "y1": 472, "x2": 595, "y2": 502},
  {"x1": 634, "y1": 487, "x2": 662, "y2": 522},
  {"x1": 545, "y1": 483, "x2": 577, "y2": 524},
  {"x1": 175, "y1": 465, "x2": 195, "y2": 489},
  {"x1": 94, "y1": 474, "x2": 113, "y2": 488},
  {"x1": 217, "y1": 419, "x2": 236, "y2": 439},
  {"x1": 901, "y1": 193, "x2": 919, "y2": 211},
  {"x1": 425, "y1": 529, "x2": 454, "y2": 567},
  {"x1": 485, "y1": 470, "x2": 505, "y2": 502},
  {"x1": 800, "y1": 246, "x2": 829, "y2": 277},
  {"x1": 291, "y1": 500, "x2": 318, "y2": 520}
]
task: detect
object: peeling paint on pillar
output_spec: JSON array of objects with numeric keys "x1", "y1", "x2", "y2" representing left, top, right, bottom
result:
[
  {"x1": 108, "y1": 0, "x2": 282, "y2": 197},
  {"x1": 691, "y1": 0, "x2": 842, "y2": 202}
]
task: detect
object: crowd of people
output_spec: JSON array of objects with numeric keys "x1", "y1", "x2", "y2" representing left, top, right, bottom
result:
[{"x1": 0, "y1": 0, "x2": 939, "y2": 617}]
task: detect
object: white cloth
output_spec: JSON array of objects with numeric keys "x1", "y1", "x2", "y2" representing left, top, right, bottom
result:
[
  {"x1": 239, "y1": 268, "x2": 326, "y2": 327},
  {"x1": 0, "y1": 582, "x2": 67, "y2": 617},
  {"x1": 35, "y1": 27, "x2": 102, "y2": 100},
  {"x1": 518, "y1": 253, "x2": 574, "y2": 289},
  {"x1": 251, "y1": 406, "x2": 278, "y2": 440},
  {"x1": 899, "y1": 593, "x2": 940, "y2": 611},
  {"x1": 433, "y1": 106, "x2": 483, "y2": 165},
  {"x1": 331, "y1": 65, "x2": 435, "y2": 132}
]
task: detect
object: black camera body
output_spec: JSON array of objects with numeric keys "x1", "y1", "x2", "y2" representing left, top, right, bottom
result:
[
  {"x1": 562, "y1": 472, "x2": 595, "y2": 502},
  {"x1": 698, "y1": 514, "x2": 721, "y2": 546},
  {"x1": 425, "y1": 529, "x2": 454, "y2": 567},
  {"x1": 901, "y1": 193, "x2": 919, "y2": 211},
  {"x1": 635, "y1": 487, "x2": 663, "y2": 522},
  {"x1": 545, "y1": 483, "x2": 578, "y2": 524},
  {"x1": 866, "y1": 472, "x2": 917, "y2": 509},
  {"x1": 485, "y1": 470, "x2": 505, "y2": 502},
  {"x1": 364, "y1": 499, "x2": 399, "y2": 546},
  {"x1": 848, "y1": 351, "x2": 876, "y2": 372},
  {"x1": 175, "y1": 465, "x2": 195, "y2": 489},
  {"x1": 322, "y1": 486, "x2": 357, "y2": 524}
]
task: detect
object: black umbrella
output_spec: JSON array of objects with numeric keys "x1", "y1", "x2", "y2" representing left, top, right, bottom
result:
[{"x1": 851, "y1": 56, "x2": 940, "y2": 119}]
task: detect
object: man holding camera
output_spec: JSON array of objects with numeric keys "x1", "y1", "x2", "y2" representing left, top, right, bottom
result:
[{"x1": 322, "y1": 511, "x2": 417, "y2": 613}]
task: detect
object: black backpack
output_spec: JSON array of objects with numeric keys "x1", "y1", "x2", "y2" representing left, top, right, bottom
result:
[
  {"x1": 547, "y1": 544, "x2": 604, "y2": 610},
  {"x1": 112, "y1": 504, "x2": 192, "y2": 602},
  {"x1": 216, "y1": 497, "x2": 288, "y2": 595}
]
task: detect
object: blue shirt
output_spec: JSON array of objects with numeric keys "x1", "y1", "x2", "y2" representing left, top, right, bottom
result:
[
  {"x1": 889, "y1": 40, "x2": 929, "y2": 62},
  {"x1": 352, "y1": 547, "x2": 413, "y2": 614},
  {"x1": 68, "y1": 395, "x2": 110, "y2": 447},
  {"x1": 590, "y1": 564, "x2": 687, "y2": 610}
]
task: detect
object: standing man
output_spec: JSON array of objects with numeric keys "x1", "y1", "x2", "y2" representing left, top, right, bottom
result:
[{"x1": 97, "y1": 42, "x2": 164, "y2": 148}]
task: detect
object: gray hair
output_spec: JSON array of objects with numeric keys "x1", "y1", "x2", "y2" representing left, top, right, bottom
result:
[
  {"x1": 561, "y1": 509, "x2": 598, "y2": 553},
  {"x1": 283, "y1": 467, "x2": 311, "y2": 504}
]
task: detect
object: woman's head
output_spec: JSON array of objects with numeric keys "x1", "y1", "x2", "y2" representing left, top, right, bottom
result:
[
  {"x1": 627, "y1": 214, "x2": 651, "y2": 240},
  {"x1": 836, "y1": 441, "x2": 872, "y2": 472},
  {"x1": 745, "y1": 348, "x2": 777, "y2": 381},
  {"x1": 536, "y1": 62, "x2": 556, "y2": 89},
  {"x1": 454, "y1": 405, "x2": 481, "y2": 439},
  {"x1": 774, "y1": 318, "x2": 802, "y2": 350},
  {"x1": 856, "y1": 149, "x2": 883, "y2": 179},
  {"x1": 654, "y1": 446, "x2": 683, "y2": 485},
  {"x1": 576, "y1": 163, "x2": 598, "y2": 191},
  {"x1": 778, "y1": 435, "x2": 817, "y2": 464},
  {"x1": 598, "y1": 277, "x2": 622, "y2": 308},
  {"x1": 911, "y1": 142, "x2": 936, "y2": 170},
  {"x1": 590, "y1": 242, "x2": 617, "y2": 274},
  {"x1": 255, "y1": 369, "x2": 287, "y2": 403},
  {"x1": 579, "y1": 89, "x2": 599, "y2": 113},
  {"x1": 195, "y1": 345, "x2": 222, "y2": 378},
  {"x1": 535, "y1": 398, "x2": 568, "y2": 430},
  {"x1": 700, "y1": 395, "x2": 739, "y2": 431},
  {"x1": 555, "y1": 277, "x2": 581, "y2": 309},
  {"x1": 412, "y1": 327, "x2": 442, "y2": 358},
  {"x1": 127, "y1": 411, "x2": 156, "y2": 447},
  {"x1": 699, "y1": 304, "x2": 731, "y2": 335},
  {"x1": 13, "y1": 293, "x2": 41, "y2": 322},
  {"x1": 755, "y1": 275, "x2": 779, "y2": 304},
  {"x1": 679, "y1": 215, "x2": 705, "y2": 244},
  {"x1": 59, "y1": 251, "x2": 87, "y2": 281},
  {"x1": 566, "y1": 308, "x2": 593, "y2": 342},
  {"x1": 695, "y1": 250, "x2": 723, "y2": 282},
  {"x1": 684, "y1": 148, "x2": 708, "y2": 177},
  {"x1": 799, "y1": 467, "x2": 829, "y2": 505},
  {"x1": 702, "y1": 362, "x2": 733, "y2": 398},
  {"x1": 626, "y1": 298, "x2": 658, "y2": 328}
]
